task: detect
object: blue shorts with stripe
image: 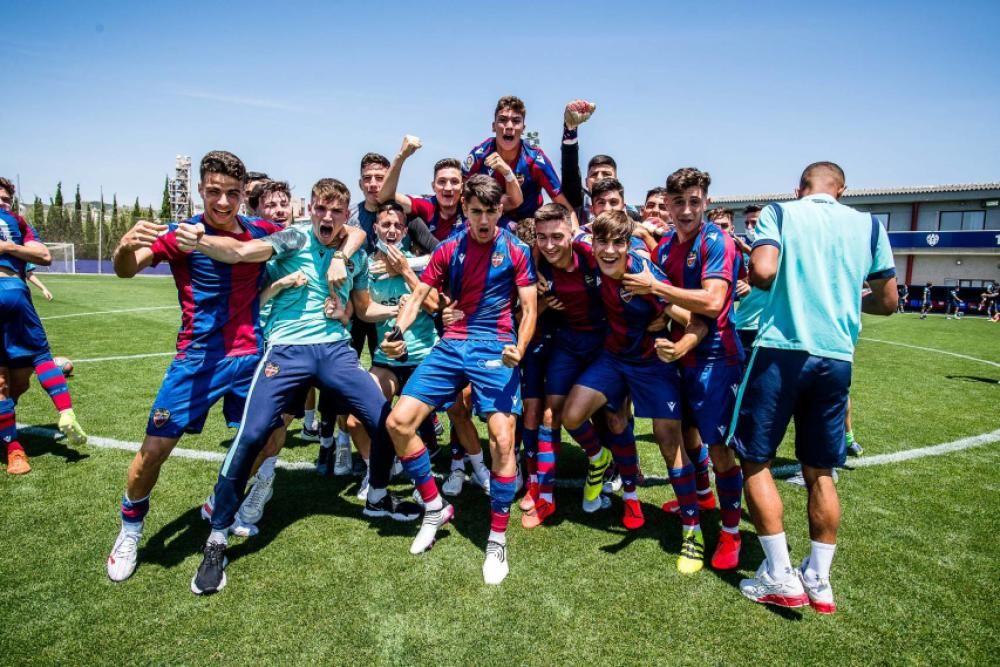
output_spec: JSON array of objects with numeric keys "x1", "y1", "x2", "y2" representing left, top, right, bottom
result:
[
  {"x1": 574, "y1": 350, "x2": 682, "y2": 420},
  {"x1": 402, "y1": 338, "x2": 522, "y2": 417},
  {"x1": 681, "y1": 362, "x2": 743, "y2": 445},
  {"x1": 146, "y1": 351, "x2": 260, "y2": 438},
  {"x1": 0, "y1": 278, "x2": 51, "y2": 368},
  {"x1": 729, "y1": 346, "x2": 852, "y2": 469},
  {"x1": 544, "y1": 329, "x2": 604, "y2": 397}
]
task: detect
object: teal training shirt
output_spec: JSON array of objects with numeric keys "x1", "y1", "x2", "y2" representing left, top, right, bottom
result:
[
  {"x1": 367, "y1": 249, "x2": 438, "y2": 366},
  {"x1": 734, "y1": 252, "x2": 767, "y2": 331},
  {"x1": 752, "y1": 194, "x2": 895, "y2": 362},
  {"x1": 264, "y1": 222, "x2": 369, "y2": 345}
]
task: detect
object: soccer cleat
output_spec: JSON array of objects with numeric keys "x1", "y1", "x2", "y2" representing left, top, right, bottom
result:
[
  {"x1": 677, "y1": 529, "x2": 705, "y2": 574},
  {"x1": 482, "y1": 540, "x2": 509, "y2": 585},
  {"x1": 740, "y1": 561, "x2": 809, "y2": 609},
  {"x1": 333, "y1": 441, "x2": 353, "y2": 476},
  {"x1": 847, "y1": 441, "x2": 864, "y2": 457},
  {"x1": 798, "y1": 557, "x2": 837, "y2": 614},
  {"x1": 229, "y1": 517, "x2": 259, "y2": 538},
  {"x1": 238, "y1": 475, "x2": 274, "y2": 526},
  {"x1": 711, "y1": 531, "x2": 742, "y2": 570},
  {"x1": 410, "y1": 502, "x2": 455, "y2": 554},
  {"x1": 519, "y1": 481, "x2": 538, "y2": 511},
  {"x1": 390, "y1": 458, "x2": 404, "y2": 479},
  {"x1": 662, "y1": 492, "x2": 717, "y2": 515},
  {"x1": 316, "y1": 446, "x2": 333, "y2": 476},
  {"x1": 582, "y1": 494, "x2": 612, "y2": 513},
  {"x1": 622, "y1": 498, "x2": 645, "y2": 530},
  {"x1": 58, "y1": 409, "x2": 88, "y2": 446},
  {"x1": 299, "y1": 424, "x2": 320, "y2": 442},
  {"x1": 363, "y1": 493, "x2": 421, "y2": 522},
  {"x1": 190, "y1": 542, "x2": 228, "y2": 595},
  {"x1": 6, "y1": 449, "x2": 31, "y2": 475},
  {"x1": 521, "y1": 498, "x2": 555, "y2": 529},
  {"x1": 584, "y1": 448, "x2": 612, "y2": 504},
  {"x1": 442, "y1": 469, "x2": 466, "y2": 497},
  {"x1": 107, "y1": 525, "x2": 142, "y2": 582},
  {"x1": 470, "y1": 466, "x2": 491, "y2": 494},
  {"x1": 355, "y1": 471, "x2": 370, "y2": 501},
  {"x1": 603, "y1": 469, "x2": 623, "y2": 494}
]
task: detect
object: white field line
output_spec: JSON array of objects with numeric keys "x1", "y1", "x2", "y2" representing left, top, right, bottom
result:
[
  {"x1": 859, "y1": 336, "x2": 1000, "y2": 369},
  {"x1": 73, "y1": 352, "x2": 176, "y2": 364},
  {"x1": 41, "y1": 305, "x2": 176, "y2": 320},
  {"x1": 16, "y1": 424, "x2": 1000, "y2": 484}
]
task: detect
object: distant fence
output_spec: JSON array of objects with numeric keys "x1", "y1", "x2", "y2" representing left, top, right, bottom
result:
[{"x1": 34, "y1": 259, "x2": 172, "y2": 276}]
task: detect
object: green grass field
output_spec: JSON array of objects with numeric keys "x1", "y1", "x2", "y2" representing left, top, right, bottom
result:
[{"x1": 2, "y1": 275, "x2": 998, "y2": 666}]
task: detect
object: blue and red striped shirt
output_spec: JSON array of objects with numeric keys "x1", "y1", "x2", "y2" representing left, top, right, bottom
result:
[
  {"x1": 536, "y1": 236, "x2": 606, "y2": 335},
  {"x1": 599, "y1": 252, "x2": 670, "y2": 361},
  {"x1": 462, "y1": 138, "x2": 562, "y2": 221},
  {"x1": 0, "y1": 210, "x2": 40, "y2": 278},
  {"x1": 654, "y1": 221, "x2": 744, "y2": 366},
  {"x1": 420, "y1": 227, "x2": 536, "y2": 342},
  {"x1": 408, "y1": 196, "x2": 466, "y2": 244},
  {"x1": 150, "y1": 214, "x2": 283, "y2": 358}
]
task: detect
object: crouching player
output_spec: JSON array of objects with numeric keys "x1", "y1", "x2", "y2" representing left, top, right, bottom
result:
[
  {"x1": 561, "y1": 211, "x2": 707, "y2": 566},
  {"x1": 383, "y1": 175, "x2": 537, "y2": 585},
  {"x1": 182, "y1": 178, "x2": 413, "y2": 595}
]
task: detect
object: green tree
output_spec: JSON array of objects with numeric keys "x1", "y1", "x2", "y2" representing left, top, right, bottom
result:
[
  {"x1": 146, "y1": 205, "x2": 154, "y2": 220},
  {"x1": 160, "y1": 176, "x2": 171, "y2": 220},
  {"x1": 71, "y1": 184, "x2": 84, "y2": 245},
  {"x1": 105, "y1": 194, "x2": 120, "y2": 259},
  {"x1": 83, "y1": 204, "x2": 95, "y2": 259},
  {"x1": 49, "y1": 182, "x2": 66, "y2": 241},
  {"x1": 31, "y1": 196, "x2": 45, "y2": 237},
  {"x1": 132, "y1": 196, "x2": 142, "y2": 221}
]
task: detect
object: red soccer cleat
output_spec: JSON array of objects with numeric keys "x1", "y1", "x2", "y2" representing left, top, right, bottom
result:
[
  {"x1": 622, "y1": 498, "x2": 645, "y2": 530},
  {"x1": 662, "y1": 492, "x2": 716, "y2": 515},
  {"x1": 521, "y1": 498, "x2": 555, "y2": 529},
  {"x1": 711, "y1": 530, "x2": 742, "y2": 570},
  {"x1": 519, "y1": 481, "x2": 539, "y2": 511}
]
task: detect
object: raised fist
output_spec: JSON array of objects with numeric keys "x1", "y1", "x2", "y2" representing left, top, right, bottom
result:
[
  {"x1": 564, "y1": 99, "x2": 596, "y2": 129},
  {"x1": 400, "y1": 135, "x2": 422, "y2": 159}
]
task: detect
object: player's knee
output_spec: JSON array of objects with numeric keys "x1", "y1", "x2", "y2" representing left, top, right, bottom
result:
[
  {"x1": 708, "y1": 442, "x2": 735, "y2": 470},
  {"x1": 561, "y1": 404, "x2": 586, "y2": 431},
  {"x1": 138, "y1": 437, "x2": 176, "y2": 467},
  {"x1": 386, "y1": 410, "x2": 416, "y2": 439}
]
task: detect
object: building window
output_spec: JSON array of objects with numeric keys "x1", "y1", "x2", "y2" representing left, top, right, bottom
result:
[
  {"x1": 872, "y1": 212, "x2": 890, "y2": 229},
  {"x1": 939, "y1": 210, "x2": 986, "y2": 231}
]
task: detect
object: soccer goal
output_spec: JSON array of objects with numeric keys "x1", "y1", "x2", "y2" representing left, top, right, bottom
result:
[{"x1": 37, "y1": 242, "x2": 76, "y2": 274}]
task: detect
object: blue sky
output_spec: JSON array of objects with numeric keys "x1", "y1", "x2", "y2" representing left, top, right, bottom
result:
[{"x1": 4, "y1": 0, "x2": 999, "y2": 209}]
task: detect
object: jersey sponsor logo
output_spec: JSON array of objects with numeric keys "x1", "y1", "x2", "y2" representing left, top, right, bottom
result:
[
  {"x1": 926, "y1": 233, "x2": 940, "y2": 247},
  {"x1": 717, "y1": 424, "x2": 726, "y2": 435},
  {"x1": 264, "y1": 362, "x2": 280, "y2": 378},
  {"x1": 619, "y1": 287, "x2": 633, "y2": 303},
  {"x1": 458, "y1": 253, "x2": 466, "y2": 263},
  {"x1": 667, "y1": 401, "x2": 676, "y2": 411},
  {"x1": 686, "y1": 251, "x2": 697, "y2": 268},
  {"x1": 152, "y1": 408, "x2": 171, "y2": 428},
  {"x1": 491, "y1": 251, "x2": 505, "y2": 268},
  {"x1": 707, "y1": 232, "x2": 718, "y2": 242}
]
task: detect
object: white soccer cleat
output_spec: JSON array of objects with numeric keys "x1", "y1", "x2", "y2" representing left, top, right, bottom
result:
[
  {"x1": 740, "y1": 561, "x2": 809, "y2": 609},
  {"x1": 238, "y1": 475, "x2": 274, "y2": 526},
  {"x1": 229, "y1": 516, "x2": 259, "y2": 538},
  {"x1": 483, "y1": 540, "x2": 510, "y2": 585},
  {"x1": 107, "y1": 525, "x2": 142, "y2": 582},
  {"x1": 333, "y1": 442, "x2": 353, "y2": 476},
  {"x1": 409, "y1": 502, "x2": 455, "y2": 555},
  {"x1": 442, "y1": 469, "x2": 466, "y2": 497},
  {"x1": 603, "y1": 472, "x2": 623, "y2": 494},
  {"x1": 798, "y1": 558, "x2": 837, "y2": 614},
  {"x1": 582, "y1": 494, "x2": 612, "y2": 513},
  {"x1": 355, "y1": 471, "x2": 370, "y2": 501},
  {"x1": 470, "y1": 467, "x2": 491, "y2": 495}
]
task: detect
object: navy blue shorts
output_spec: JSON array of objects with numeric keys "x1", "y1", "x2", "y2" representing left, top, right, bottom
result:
[
  {"x1": 402, "y1": 338, "x2": 522, "y2": 417},
  {"x1": 544, "y1": 330, "x2": 604, "y2": 397},
  {"x1": 730, "y1": 347, "x2": 852, "y2": 469},
  {"x1": 575, "y1": 350, "x2": 682, "y2": 420},
  {"x1": 680, "y1": 362, "x2": 744, "y2": 445},
  {"x1": 520, "y1": 335, "x2": 551, "y2": 401},
  {"x1": 146, "y1": 350, "x2": 260, "y2": 438},
  {"x1": 0, "y1": 278, "x2": 51, "y2": 368}
]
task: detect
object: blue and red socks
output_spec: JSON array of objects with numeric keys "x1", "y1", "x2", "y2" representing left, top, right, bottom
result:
[
  {"x1": 489, "y1": 473, "x2": 517, "y2": 543},
  {"x1": 536, "y1": 426, "x2": 558, "y2": 503},
  {"x1": 120, "y1": 493, "x2": 150, "y2": 530},
  {"x1": 34, "y1": 358, "x2": 72, "y2": 412},
  {"x1": 609, "y1": 424, "x2": 639, "y2": 497},
  {"x1": 715, "y1": 466, "x2": 743, "y2": 533},
  {"x1": 692, "y1": 444, "x2": 712, "y2": 498},
  {"x1": 668, "y1": 464, "x2": 700, "y2": 530},
  {"x1": 567, "y1": 421, "x2": 603, "y2": 459},
  {"x1": 522, "y1": 426, "x2": 538, "y2": 487},
  {"x1": 401, "y1": 446, "x2": 441, "y2": 509},
  {"x1": 1, "y1": 398, "x2": 22, "y2": 457}
]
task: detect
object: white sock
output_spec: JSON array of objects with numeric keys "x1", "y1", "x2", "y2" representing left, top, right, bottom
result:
[
  {"x1": 528, "y1": 473, "x2": 537, "y2": 485},
  {"x1": 362, "y1": 457, "x2": 370, "y2": 472},
  {"x1": 424, "y1": 495, "x2": 443, "y2": 512},
  {"x1": 759, "y1": 532, "x2": 793, "y2": 579},
  {"x1": 208, "y1": 529, "x2": 228, "y2": 546},
  {"x1": 623, "y1": 490, "x2": 638, "y2": 501},
  {"x1": 122, "y1": 520, "x2": 143, "y2": 534},
  {"x1": 451, "y1": 456, "x2": 466, "y2": 472},
  {"x1": 468, "y1": 451, "x2": 488, "y2": 474},
  {"x1": 257, "y1": 456, "x2": 277, "y2": 480},
  {"x1": 488, "y1": 530, "x2": 507, "y2": 545},
  {"x1": 336, "y1": 430, "x2": 351, "y2": 447},
  {"x1": 304, "y1": 409, "x2": 316, "y2": 429},
  {"x1": 367, "y1": 487, "x2": 386, "y2": 504},
  {"x1": 320, "y1": 436, "x2": 334, "y2": 449},
  {"x1": 588, "y1": 447, "x2": 606, "y2": 463},
  {"x1": 805, "y1": 540, "x2": 836, "y2": 580}
]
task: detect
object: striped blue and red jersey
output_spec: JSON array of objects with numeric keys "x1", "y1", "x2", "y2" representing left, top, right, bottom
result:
[
  {"x1": 600, "y1": 253, "x2": 670, "y2": 361},
  {"x1": 150, "y1": 214, "x2": 283, "y2": 358},
  {"x1": 462, "y1": 138, "x2": 562, "y2": 221},
  {"x1": 0, "y1": 210, "x2": 41, "y2": 278},
  {"x1": 536, "y1": 235, "x2": 606, "y2": 335},
  {"x1": 654, "y1": 221, "x2": 744, "y2": 366},
  {"x1": 420, "y1": 227, "x2": 536, "y2": 343},
  {"x1": 408, "y1": 196, "x2": 466, "y2": 244}
]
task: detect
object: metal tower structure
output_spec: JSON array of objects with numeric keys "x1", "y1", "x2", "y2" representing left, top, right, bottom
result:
[
  {"x1": 169, "y1": 155, "x2": 192, "y2": 222},
  {"x1": 525, "y1": 130, "x2": 540, "y2": 148}
]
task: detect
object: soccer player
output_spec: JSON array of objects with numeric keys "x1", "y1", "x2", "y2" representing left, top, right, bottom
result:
[
  {"x1": 641, "y1": 186, "x2": 672, "y2": 236},
  {"x1": 181, "y1": 177, "x2": 412, "y2": 594},
  {"x1": 625, "y1": 167, "x2": 746, "y2": 571},
  {"x1": 382, "y1": 175, "x2": 537, "y2": 585},
  {"x1": 743, "y1": 204, "x2": 763, "y2": 243},
  {"x1": 585, "y1": 178, "x2": 657, "y2": 256},
  {"x1": 946, "y1": 287, "x2": 964, "y2": 319},
  {"x1": 920, "y1": 281, "x2": 933, "y2": 319},
  {"x1": 561, "y1": 211, "x2": 706, "y2": 563},
  {"x1": 896, "y1": 284, "x2": 908, "y2": 313},
  {"x1": 251, "y1": 179, "x2": 294, "y2": 226},
  {"x1": 731, "y1": 161, "x2": 897, "y2": 613},
  {"x1": 104, "y1": 151, "x2": 288, "y2": 582},
  {"x1": 464, "y1": 95, "x2": 575, "y2": 225}
]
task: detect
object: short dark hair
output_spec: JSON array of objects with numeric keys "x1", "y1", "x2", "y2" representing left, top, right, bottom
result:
[
  {"x1": 743, "y1": 204, "x2": 763, "y2": 214},
  {"x1": 246, "y1": 171, "x2": 269, "y2": 182},
  {"x1": 707, "y1": 208, "x2": 734, "y2": 222},
  {"x1": 360, "y1": 152, "x2": 390, "y2": 172},
  {"x1": 200, "y1": 151, "x2": 247, "y2": 184},
  {"x1": 250, "y1": 180, "x2": 291, "y2": 211},
  {"x1": 587, "y1": 155, "x2": 617, "y2": 173},
  {"x1": 377, "y1": 200, "x2": 405, "y2": 218},
  {"x1": 0, "y1": 176, "x2": 14, "y2": 197},
  {"x1": 591, "y1": 177, "x2": 624, "y2": 201},
  {"x1": 515, "y1": 218, "x2": 536, "y2": 246},
  {"x1": 592, "y1": 210, "x2": 634, "y2": 243},
  {"x1": 434, "y1": 158, "x2": 462, "y2": 176},
  {"x1": 462, "y1": 175, "x2": 503, "y2": 208},
  {"x1": 645, "y1": 186, "x2": 668, "y2": 202},
  {"x1": 800, "y1": 161, "x2": 845, "y2": 191},
  {"x1": 666, "y1": 167, "x2": 711, "y2": 196},
  {"x1": 534, "y1": 203, "x2": 570, "y2": 226},
  {"x1": 494, "y1": 95, "x2": 526, "y2": 119}
]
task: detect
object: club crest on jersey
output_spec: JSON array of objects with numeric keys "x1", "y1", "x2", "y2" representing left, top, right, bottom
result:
[
  {"x1": 584, "y1": 273, "x2": 597, "y2": 287},
  {"x1": 152, "y1": 408, "x2": 171, "y2": 428},
  {"x1": 619, "y1": 287, "x2": 633, "y2": 303},
  {"x1": 686, "y1": 251, "x2": 697, "y2": 267},
  {"x1": 463, "y1": 154, "x2": 474, "y2": 171},
  {"x1": 491, "y1": 251, "x2": 505, "y2": 268},
  {"x1": 264, "y1": 362, "x2": 280, "y2": 378}
]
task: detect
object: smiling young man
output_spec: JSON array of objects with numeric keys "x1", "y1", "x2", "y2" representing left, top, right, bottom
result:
[
  {"x1": 105, "y1": 151, "x2": 286, "y2": 583},
  {"x1": 251, "y1": 180, "x2": 293, "y2": 227},
  {"x1": 383, "y1": 175, "x2": 537, "y2": 585},
  {"x1": 560, "y1": 211, "x2": 705, "y2": 556},
  {"x1": 623, "y1": 167, "x2": 746, "y2": 572},
  {"x1": 178, "y1": 177, "x2": 412, "y2": 595}
]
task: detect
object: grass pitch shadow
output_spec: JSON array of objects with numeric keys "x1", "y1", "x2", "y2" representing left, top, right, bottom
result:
[{"x1": 20, "y1": 425, "x2": 90, "y2": 464}]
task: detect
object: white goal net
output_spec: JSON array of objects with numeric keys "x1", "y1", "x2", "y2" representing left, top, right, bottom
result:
[{"x1": 36, "y1": 242, "x2": 76, "y2": 274}]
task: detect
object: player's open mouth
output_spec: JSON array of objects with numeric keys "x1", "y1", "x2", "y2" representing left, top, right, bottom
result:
[
  {"x1": 319, "y1": 223, "x2": 335, "y2": 240},
  {"x1": 501, "y1": 132, "x2": 516, "y2": 143}
]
